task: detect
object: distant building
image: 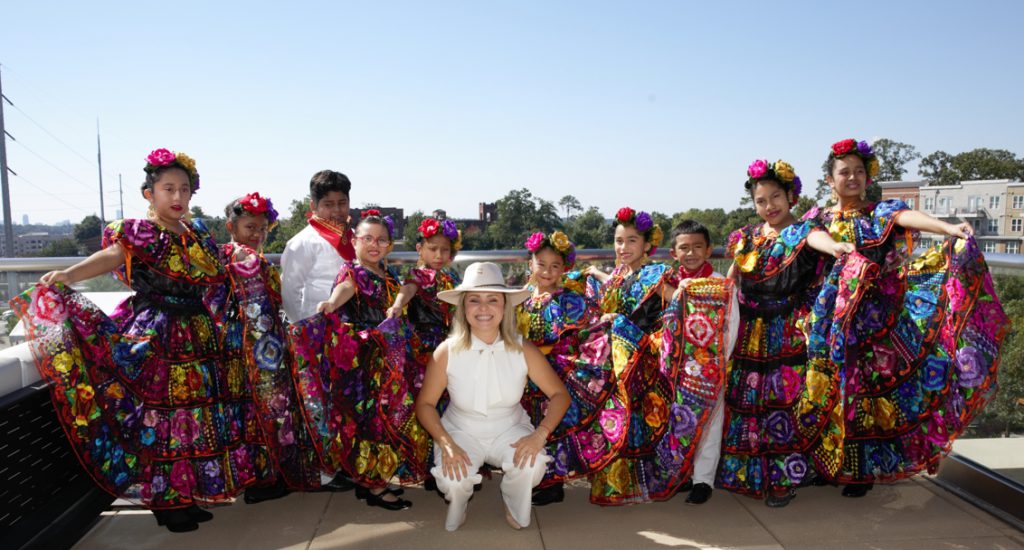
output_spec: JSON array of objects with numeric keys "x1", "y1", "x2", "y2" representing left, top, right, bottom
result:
[
  {"x1": 0, "y1": 232, "x2": 61, "y2": 257},
  {"x1": 21, "y1": 214, "x2": 28, "y2": 225},
  {"x1": 878, "y1": 180, "x2": 925, "y2": 210},
  {"x1": 918, "y1": 179, "x2": 1022, "y2": 254},
  {"x1": 479, "y1": 202, "x2": 497, "y2": 223}
]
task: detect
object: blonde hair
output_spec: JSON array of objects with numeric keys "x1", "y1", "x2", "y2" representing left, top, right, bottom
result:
[{"x1": 447, "y1": 292, "x2": 523, "y2": 353}]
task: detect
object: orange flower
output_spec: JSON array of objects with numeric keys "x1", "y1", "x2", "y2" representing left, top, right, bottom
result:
[{"x1": 643, "y1": 392, "x2": 668, "y2": 427}]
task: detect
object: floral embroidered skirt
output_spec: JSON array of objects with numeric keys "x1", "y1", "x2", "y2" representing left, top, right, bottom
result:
[
  {"x1": 521, "y1": 322, "x2": 629, "y2": 486},
  {"x1": 11, "y1": 285, "x2": 258, "y2": 508},
  {"x1": 801, "y1": 238, "x2": 1006, "y2": 484},
  {"x1": 290, "y1": 315, "x2": 430, "y2": 487},
  {"x1": 718, "y1": 293, "x2": 816, "y2": 497}
]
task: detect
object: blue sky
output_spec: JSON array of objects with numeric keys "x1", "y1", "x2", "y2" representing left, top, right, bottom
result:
[{"x1": 1, "y1": 0, "x2": 1022, "y2": 225}]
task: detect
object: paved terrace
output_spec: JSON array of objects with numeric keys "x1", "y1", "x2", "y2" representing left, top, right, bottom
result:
[{"x1": 75, "y1": 476, "x2": 1023, "y2": 550}]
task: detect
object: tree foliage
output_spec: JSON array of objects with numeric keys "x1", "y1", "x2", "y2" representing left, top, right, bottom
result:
[
  {"x1": 37, "y1": 238, "x2": 80, "y2": 257},
  {"x1": 971, "y1": 274, "x2": 1024, "y2": 436},
  {"x1": 919, "y1": 148, "x2": 1024, "y2": 186},
  {"x1": 872, "y1": 139, "x2": 921, "y2": 182},
  {"x1": 264, "y1": 198, "x2": 310, "y2": 253}
]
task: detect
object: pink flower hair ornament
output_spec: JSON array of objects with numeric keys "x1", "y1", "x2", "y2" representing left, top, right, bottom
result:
[{"x1": 144, "y1": 148, "x2": 200, "y2": 192}]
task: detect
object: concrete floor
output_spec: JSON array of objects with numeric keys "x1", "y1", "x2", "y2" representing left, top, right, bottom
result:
[{"x1": 74, "y1": 476, "x2": 1023, "y2": 550}]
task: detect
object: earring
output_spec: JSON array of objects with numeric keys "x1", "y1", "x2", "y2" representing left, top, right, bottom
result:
[
  {"x1": 146, "y1": 203, "x2": 157, "y2": 220},
  {"x1": 830, "y1": 189, "x2": 839, "y2": 204},
  {"x1": 859, "y1": 189, "x2": 866, "y2": 201}
]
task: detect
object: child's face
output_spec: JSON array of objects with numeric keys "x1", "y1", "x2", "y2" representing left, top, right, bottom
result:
[
  {"x1": 827, "y1": 156, "x2": 868, "y2": 202},
  {"x1": 353, "y1": 221, "x2": 391, "y2": 265},
  {"x1": 752, "y1": 180, "x2": 793, "y2": 226},
  {"x1": 671, "y1": 233, "x2": 712, "y2": 272},
  {"x1": 227, "y1": 213, "x2": 270, "y2": 250},
  {"x1": 145, "y1": 168, "x2": 191, "y2": 223},
  {"x1": 463, "y1": 291, "x2": 505, "y2": 333},
  {"x1": 614, "y1": 224, "x2": 650, "y2": 269},
  {"x1": 311, "y1": 191, "x2": 349, "y2": 224},
  {"x1": 416, "y1": 234, "x2": 452, "y2": 271},
  {"x1": 530, "y1": 247, "x2": 566, "y2": 292}
]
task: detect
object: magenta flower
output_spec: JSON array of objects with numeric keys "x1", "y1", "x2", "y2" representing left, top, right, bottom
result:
[
  {"x1": 747, "y1": 159, "x2": 769, "y2": 179},
  {"x1": 146, "y1": 148, "x2": 177, "y2": 166},
  {"x1": 525, "y1": 232, "x2": 545, "y2": 252}
]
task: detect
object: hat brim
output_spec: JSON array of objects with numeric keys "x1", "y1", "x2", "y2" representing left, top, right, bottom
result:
[{"x1": 437, "y1": 286, "x2": 531, "y2": 306}]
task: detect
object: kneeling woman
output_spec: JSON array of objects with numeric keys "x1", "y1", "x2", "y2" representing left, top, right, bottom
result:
[{"x1": 415, "y1": 262, "x2": 569, "y2": 531}]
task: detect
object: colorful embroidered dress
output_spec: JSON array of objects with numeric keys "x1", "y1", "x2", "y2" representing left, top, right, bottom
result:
[
  {"x1": 219, "y1": 243, "x2": 320, "y2": 491},
  {"x1": 801, "y1": 201, "x2": 1006, "y2": 484},
  {"x1": 587, "y1": 264, "x2": 733, "y2": 505},
  {"x1": 290, "y1": 262, "x2": 430, "y2": 487},
  {"x1": 405, "y1": 267, "x2": 461, "y2": 369},
  {"x1": 718, "y1": 220, "x2": 824, "y2": 497},
  {"x1": 11, "y1": 219, "x2": 256, "y2": 508},
  {"x1": 517, "y1": 274, "x2": 629, "y2": 485}
]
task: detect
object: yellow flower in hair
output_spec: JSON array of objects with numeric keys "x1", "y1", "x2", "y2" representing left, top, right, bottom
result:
[
  {"x1": 774, "y1": 160, "x2": 795, "y2": 182},
  {"x1": 175, "y1": 152, "x2": 197, "y2": 175},
  {"x1": 650, "y1": 226, "x2": 664, "y2": 247},
  {"x1": 868, "y1": 158, "x2": 880, "y2": 178},
  {"x1": 550, "y1": 231, "x2": 571, "y2": 252},
  {"x1": 452, "y1": 230, "x2": 463, "y2": 251}
]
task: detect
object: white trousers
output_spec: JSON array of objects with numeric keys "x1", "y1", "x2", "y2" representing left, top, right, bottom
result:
[
  {"x1": 692, "y1": 391, "x2": 725, "y2": 486},
  {"x1": 431, "y1": 415, "x2": 549, "y2": 531}
]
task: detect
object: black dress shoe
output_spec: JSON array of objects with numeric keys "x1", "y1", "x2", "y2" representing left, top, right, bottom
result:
[
  {"x1": 685, "y1": 483, "x2": 713, "y2": 505},
  {"x1": 765, "y1": 488, "x2": 796, "y2": 508},
  {"x1": 153, "y1": 509, "x2": 199, "y2": 532},
  {"x1": 841, "y1": 483, "x2": 873, "y2": 497},
  {"x1": 245, "y1": 480, "x2": 290, "y2": 504},
  {"x1": 317, "y1": 474, "x2": 356, "y2": 492},
  {"x1": 355, "y1": 486, "x2": 405, "y2": 499},
  {"x1": 185, "y1": 504, "x2": 213, "y2": 523},
  {"x1": 532, "y1": 483, "x2": 565, "y2": 506},
  {"x1": 364, "y1": 490, "x2": 412, "y2": 511}
]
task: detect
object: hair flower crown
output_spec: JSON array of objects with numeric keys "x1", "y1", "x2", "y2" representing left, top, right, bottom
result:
[
  {"x1": 614, "y1": 206, "x2": 663, "y2": 254},
  {"x1": 235, "y1": 192, "x2": 279, "y2": 227},
  {"x1": 524, "y1": 230, "x2": 577, "y2": 267},
  {"x1": 145, "y1": 148, "x2": 200, "y2": 192},
  {"x1": 829, "y1": 138, "x2": 880, "y2": 179},
  {"x1": 418, "y1": 217, "x2": 462, "y2": 251},
  {"x1": 745, "y1": 159, "x2": 803, "y2": 206}
]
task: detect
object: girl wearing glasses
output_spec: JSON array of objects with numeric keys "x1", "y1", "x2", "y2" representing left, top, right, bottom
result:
[{"x1": 291, "y1": 210, "x2": 426, "y2": 510}]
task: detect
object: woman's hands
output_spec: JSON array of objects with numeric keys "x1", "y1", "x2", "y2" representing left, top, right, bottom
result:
[
  {"x1": 438, "y1": 437, "x2": 473, "y2": 481},
  {"x1": 946, "y1": 221, "x2": 973, "y2": 239},
  {"x1": 510, "y1": 426, "x2": 549, "y2": 469}
]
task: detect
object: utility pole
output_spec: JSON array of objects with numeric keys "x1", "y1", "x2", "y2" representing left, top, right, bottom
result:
[
  {"x1": 96, "y1": 119, "x2": 105, "y2": 223},
  {"x1": 118, "y1": 173, "x2": 123, "y2": 219},
  {"x1": 0, "y1": 66, "x2": 15, "y2": 258}
]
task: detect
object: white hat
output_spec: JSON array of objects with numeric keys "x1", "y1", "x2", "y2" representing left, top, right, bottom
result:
[{"x1": 437, "y1": 262, "x2": 530, "y2": 305}]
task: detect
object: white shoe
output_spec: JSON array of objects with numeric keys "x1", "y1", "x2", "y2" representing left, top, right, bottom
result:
[{"x1": 445, "y1": 498, "x2": 468, "y2": 531}]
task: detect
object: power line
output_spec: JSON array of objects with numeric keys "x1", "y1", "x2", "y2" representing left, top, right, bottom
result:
[
  {"x1": 5, "y1": 101, "x2": 96, "y2": 167},
  {"x1": 9, "y1": 138, "x2": 97, "y2": 192},
  {"x1": 10, "y1": 172, "x2": 92, "y2": 215}
]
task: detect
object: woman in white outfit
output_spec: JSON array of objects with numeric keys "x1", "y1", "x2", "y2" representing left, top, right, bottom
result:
[{"x1": 415, "y1": 262, "x2": 570, "y2": 531}]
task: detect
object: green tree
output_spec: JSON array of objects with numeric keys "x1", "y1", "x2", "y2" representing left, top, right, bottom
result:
[
  {"x1": 264, "y1": 198, "x2": 310, "y2": 253},
  {"x1": 485, "y1": 189, "x2": 563, "y2": 248},
  {"x1": 37, "y1": 238, "x2": 80, "y2": 257},
  {"x1": 73, "y1": 215, "x2": 103, "y2": 253},
  {"x1": 919, "y1": 148, "x2": 1024, "y2": 185},
  {"x1": 972, "y1": 274, "x2": 1024, "y2": 436},
  {"x1": 918, "y1": 151, "x2": 957, "y2": 186},
  {"x1": 872, "y1": 138, "x2": 921, "y2": 182},
  {"x1": 566, "y1": 206, "x2": 610, "y2": 249},
  {"x1": 404, "y1": 210, "x2": 426, "y2": 244},
  {"x1": 558, "y1": 195, "x2": 582, "y2": 220}
]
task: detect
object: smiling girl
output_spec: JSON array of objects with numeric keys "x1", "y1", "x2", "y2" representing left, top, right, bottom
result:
[{"x1": 14, "y1": 148, "x2": 253, "y2": 532}]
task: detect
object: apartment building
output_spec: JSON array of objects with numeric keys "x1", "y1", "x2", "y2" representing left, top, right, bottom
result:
[{"x1": 915, "y1": 179, "x2": 1021, "y2": 253}]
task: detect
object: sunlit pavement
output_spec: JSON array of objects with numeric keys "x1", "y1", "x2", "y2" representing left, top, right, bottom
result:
[{"x1": 73, "y1": 476, "x2": 1024, "y2": 550}]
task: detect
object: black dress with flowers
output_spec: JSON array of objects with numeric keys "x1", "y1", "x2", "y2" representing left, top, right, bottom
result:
[
  {"x1": 717, "y1": 220, "x2": 824, "y2": 497},
  {"x1": 218, "y1": 243, "x2": 321, "y2": 491},
  {"x1": 800, "y1": 202, "x2": 1006, "y2": 484},
  {"x1": 10, "y1": 219, "x2": 257, "y2": 508},
  {"x1": 587, "y1": 264, "x2": 734, "y2": 505},
  {"x1": 517, "y1": 274, "x2": 629, "y2": 485},
  {"x1": 290, "y1": 262, "x2": 430, "y2": 488}
]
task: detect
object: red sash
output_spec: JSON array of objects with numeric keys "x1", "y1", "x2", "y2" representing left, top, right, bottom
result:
[
  {"x1": 307, "y1": 213, "x2": 355, "y2": 261},
  {"x1": 678, "y1": 261, "x2": 714, "y2": 281}
]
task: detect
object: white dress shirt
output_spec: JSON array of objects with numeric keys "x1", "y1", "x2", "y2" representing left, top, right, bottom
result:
[{"x1": 280, "y1": 224, "x2": 345, "y2": 322}]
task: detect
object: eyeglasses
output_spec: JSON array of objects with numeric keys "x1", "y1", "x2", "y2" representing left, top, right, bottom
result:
[{"x1": 356, "y1": 235, "x2": 391, "y2": 247}]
